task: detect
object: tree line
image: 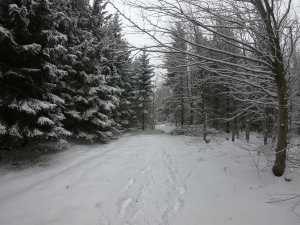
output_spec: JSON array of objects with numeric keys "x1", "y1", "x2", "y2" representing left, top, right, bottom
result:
[{"x1": 0, "y1": 0, "x2": 154, "y2": 148}]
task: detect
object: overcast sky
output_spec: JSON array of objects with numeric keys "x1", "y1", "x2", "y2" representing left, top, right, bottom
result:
[{"x1": 102, "y1": 0, "x2": 300, "y2": 77}]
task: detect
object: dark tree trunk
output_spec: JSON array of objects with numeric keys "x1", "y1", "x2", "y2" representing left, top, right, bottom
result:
[
  {"x1": 142, "y1": 112, "x2": 145, "y2": 130},
  {"x1": 264, "y1": 106, "x2": 269, "y2": 145},
  {"x1": 231, "y1": 99, "x2": 237, "y2": 142},
  {"x1": 236, "y1": 116, "x2": 239, "y2": 139},
  {"x1": 190, "y1": 102, "x2": 194, "y2": 125},
  {"x1": 252, "y1": 0, "x2": 289, "y2": 177},
  {"x1": 181, "y1": 100, "x2": 184, "y2": 127},
  {"x1": 180, "y1": 75, "x2": 185, "y2": 128},
  {"x1": 214, "y1": 88, "x2": 219, "y2": 130},
  {"x1": 231, "y1": 118, "x2": 235, "y2": 142},
  {"x1": 226, "y1": 87, "x2": 230, "y2": 133},
  {"x1": 272, "y1": 65, "x2": 288, "y2": 177},
  {"x1": 246, "y1": 113, "x2": 251, "y2": 143}
]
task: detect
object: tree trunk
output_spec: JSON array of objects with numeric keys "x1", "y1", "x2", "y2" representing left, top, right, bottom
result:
[
  {"x1": 199, "y1": 71, "x2": 210, "y2": 143},
  {"x1": 264, "y1": 106, "x2": 269, "y2": 145},
  {"x1": 152, "y1": 93, "x2": 155, "y2": 129},
  {"x1": 203, "y1": 107, "x2": 210, "y2": 143},
  {"x1": 231, "y1": 118, "x2": 235, "y2": 142},
  {"x1": 186, "y1": 70, "x2": 193, "y2": 125},
  {"x1": 246, "y1": 113, "x2": 250, "y2": 143},
  {"x1": 272, "y1": 64, "x2": 288, "y2": 177},
  {"x1": 181, "y1": 77, "x2": 185, "y2": 127},
  {"x1": 190, "y1": 103, "x2": 194, "y2": 125},
  {"x1": 181, "y1": 100, "x2": 184, "y2": 127},
  {"x1": 236, "y1": 115, "x2": 239, "y2": 139},
  {"x1": 142, "y1": 111, "x2": 145, "y2": 130},
  {"x1": 202, "y1": 91, "x2": 209, "y2": 142},
  {"x1": 231, "y1": 98, "x2": 237, "y2": 142},
  {"x1": 226, "y1": 87, "x2": 230, "y2": 133},
  {"x1": 252, "y1": 0, "x2": 289, "y2": 177},
  {"x1": 214, "y1": 88, "x2": 219, "y2": 130}
]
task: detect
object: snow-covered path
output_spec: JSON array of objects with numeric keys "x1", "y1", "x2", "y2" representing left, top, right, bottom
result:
[
  {"x1": 99, "y1": 134, "x2": 187, "y2": 225},
  {"x1": 0, "y1": 129, "x2": 299, "y2": 224}
]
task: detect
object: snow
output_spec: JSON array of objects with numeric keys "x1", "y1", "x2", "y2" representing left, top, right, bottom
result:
[
  {"x1": 37, "y1": 117, "x2": 55, "y2": 125},
  {"x1": 0, "y1": 123, "x2": 7, "y2": 134},
  {"x1": 104, "y1": 101, "x2": 115, "y2": 110},
  {"x1": 76, "y1": 132, "x2": 97, "y2": 141},
  {"x1": 74, "y1": 96, "x2": 88, "y2": 104},
  {"x1": 9, "y1": 100, "x2": 57, "y2": 115},
  {"x1": 9, "y1": 4, "x2": 18, "y2": 9},
  {"x1": 22, "y1": 43, "x2": 41, "y2": 54},
  {"x1": 0, "y1": 129, "x2": 299, "y2": 225},
  {"x1": 20, "y1": 102, "x2": 36, "y2": 115},
  {"x1": 285, "y1": 173, "x2": 293, "y2": 181},
  {"x1": 65, "y1": 110, "x2": 81, "y2": 120},
  {"x1": 0, "y1": 25, "x2": 11, "y2": 37},
  {"x1": 8, "y1": 124, "x2": 22, "y2": 138},
  {"x1": 48, "y1": 93, "x2": 65, "y2": 104},
  {"x1": 42, "y1": 30, "x2": 67, "y2": 44},
  {"x1": 92, "y1": 118, "x2": 109, "y2": 127},
  {"x1": 32, "y1": 128, "x2": 44, "y2": 136},
  {"x1": 155, "y1": 123, "x2": 177, "y2": 133},
  {"x1": 84, "y1": 108, "x2": 98, "y2": 118},
  {"x1": 89, "y1": 87, "x2": 99, "y2": 95},
  {"x1": 53, "y1": 127, "x2": 72, "y2": 137}
]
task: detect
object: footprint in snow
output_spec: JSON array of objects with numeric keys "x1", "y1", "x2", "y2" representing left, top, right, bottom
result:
[
  {"x1": 174, "y1": 199, "x2": 183, "y2": 211},
  {"x1": 178, "y1": 186, "x2": 186, "y2": 195},
  {"x1": 128, "y1": 177, "x2": 135, "y2": 186},
  {"x1": 120, "y1": 198, "x2": 132, "y2": 216},
  {"x1": 95, "y1": 202, "x2": 104, "y2": 209}
]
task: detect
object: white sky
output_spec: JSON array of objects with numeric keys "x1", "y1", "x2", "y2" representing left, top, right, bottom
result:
[
  {"x1": 106, "y1": 1, "x2": 164, "y2": 69},
  {"x1": 89, "y1": 0, "x2": 166, "y2": 80},
  {"x1": 99, "y1": 0, "x2": 300, "y2": 78}
]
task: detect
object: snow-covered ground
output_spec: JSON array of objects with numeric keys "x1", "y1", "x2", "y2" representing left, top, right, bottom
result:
[
  {"x1": 155, "y1": 123, "x2": 177, "y2": 133},
  {"x1": 0, "y1": 124, "x2": 299, "y2": 225}
]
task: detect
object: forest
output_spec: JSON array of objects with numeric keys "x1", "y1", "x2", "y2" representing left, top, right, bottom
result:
[
  {"x1": 1, "y1": 0, "x2": 300, "y2": 178},
  {"x1": 0, "y1": 0, "x2": 154, "y2": 145},
  {"x1": 111, "y1": 0, "x2": 300, "y2": 177}
]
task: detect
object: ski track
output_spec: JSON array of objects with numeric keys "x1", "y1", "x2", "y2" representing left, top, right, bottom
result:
[{"x1": 99, "y1": 135, "x2": 187, "y2": 225}]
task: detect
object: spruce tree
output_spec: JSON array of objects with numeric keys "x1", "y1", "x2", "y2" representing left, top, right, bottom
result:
[
  {"x1": 60, "y1": 0, "x2": 120, "y2": 142},
  {"x1": 0, "y1": 0, "x2": 71, "y2": 148},
  {"x1": 104, "y1": 14, "x2": 135, "y2": 128},
  {"x1": 132, "y1": 51, "x2": 154, "y2": 130},
  {"x1": 164, "y1": 23, "x2": 189, "y2": 127}
]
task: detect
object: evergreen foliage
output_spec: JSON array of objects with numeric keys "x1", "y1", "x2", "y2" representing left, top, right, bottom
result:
[
  {"x1": 132, "y1": 51, "x2": 154, "y2": 130},
  {"x1": 0, "y1": 0, "x2": 146, "y2": 148},
  {"x1": 164, "y1": 23, "x2": 189, "y2": 126},
  {"x1": 0, "y1": 0, "x2": 71, "y2": 148},
  {"x1": 59, "y1": 0, "x2": 120, "y2": 142},
  {"x1": 103, "y1": 14, "x2": 134, "y2": 128}
]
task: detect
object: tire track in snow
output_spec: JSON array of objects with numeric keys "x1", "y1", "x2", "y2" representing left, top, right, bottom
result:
[
  {"x1": 156, "y1": 138, "x2": 187, "y2": 223},
  {"x1": 101, "y1": 135, "x2": 187, "y2": 225}
]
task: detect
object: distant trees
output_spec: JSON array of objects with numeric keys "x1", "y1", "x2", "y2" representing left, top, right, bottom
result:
[{"x1": 0, "y1": 0, "x2": 154, "y2": 148}]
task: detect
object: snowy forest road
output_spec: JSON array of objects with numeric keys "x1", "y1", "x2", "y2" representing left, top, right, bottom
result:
[
  {"x1": 98, "y1": 133, "x2": 187, "y2": 225},
  {"x1": 0, "y1": 132, "x2": 193, "y2": 225},
  {"x1": 0, "y1": 128, "x2": 300, "y2": 225}
]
